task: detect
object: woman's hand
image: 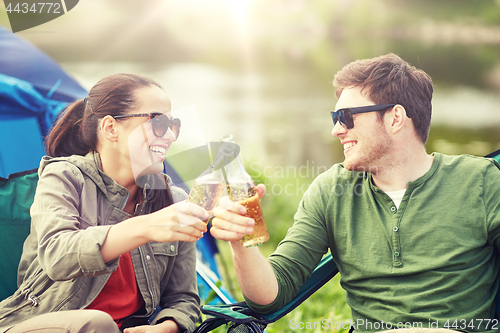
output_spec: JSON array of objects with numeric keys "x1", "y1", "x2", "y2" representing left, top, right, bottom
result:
[
  {"x1": 142, "y1": 200, "x2": 208, "y2": 243},
  {"x1": 101, "y1": 201, "x2": 208, "y2": 263},
  {"x1": 123, "y1": 319, "x2": 180, "y2": 333},
  {"x1": 210, "y1": 184, "x2": 266, "y2": 242}
]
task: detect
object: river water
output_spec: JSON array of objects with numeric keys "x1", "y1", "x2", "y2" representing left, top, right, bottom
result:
[{"x1": 62, "y1": 61, "x2": 500, "y2": 173}]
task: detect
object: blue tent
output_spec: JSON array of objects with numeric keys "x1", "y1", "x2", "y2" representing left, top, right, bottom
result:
[
  {"x1": 0, "y1": 25, "x2": 87, "y2": 177},
  {"x1": 0, "y1": 25, "x2": 234, "y2": 305},
  {"x1": 0, "y1": 26, "x2": 86, "y2": 102}
]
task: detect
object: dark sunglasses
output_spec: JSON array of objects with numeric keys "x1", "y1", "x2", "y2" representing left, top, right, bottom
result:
[
  {"x1": 331, "y1": 104, "x2": 400, "y2": 129},
  {"x1": 113, "y1": 113, "x2": 181, "y2": 139}
]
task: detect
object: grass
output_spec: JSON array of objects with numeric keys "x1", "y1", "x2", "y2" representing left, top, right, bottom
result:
[{"x1": 199, "y1": 163, "x2": 352, "y2": 332}]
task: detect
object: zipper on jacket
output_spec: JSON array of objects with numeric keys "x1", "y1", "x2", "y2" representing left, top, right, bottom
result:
[
  {"x1": 134, "y1": 183, "x2": 151, "y2": 216},
  {"x1": 51, "y1": 278, "x2": 85, "y2": 312},
  {"x1": 138, "y1": 246, "x2": 156, "y2": 315},
  {"x1": 134, "y1": 181, "x2": 155, "y2": 314},
  {"x1": 22, "y1": 273, "x2": 50, "y2": 309},
  {"x1": 27, "y1": 295, "x2": 40, "y2": 307}
]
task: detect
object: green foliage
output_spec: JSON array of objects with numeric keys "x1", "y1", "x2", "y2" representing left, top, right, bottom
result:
[
  {"x1": 385, "y1": 0, "x2": 500, "y2": 24},
  {"x1": 204, "y1": 281, "x2": 223, "y2": 304},
  {"x1": 266, "y1": 274, "x2": 351, "y2": 333},
  {"x1": 247, "y1": 0, "x2": 500, "y2": 91},
  {"x1": 427, "y1": 125, "x2": 500, "y2": 156}
]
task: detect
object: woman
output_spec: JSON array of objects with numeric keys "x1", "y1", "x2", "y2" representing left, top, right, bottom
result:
[{"x1": 0, "y1": 74, "x2": 208, "y2": 333}]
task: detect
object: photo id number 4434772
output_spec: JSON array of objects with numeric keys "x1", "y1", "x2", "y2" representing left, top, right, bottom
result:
[
  {"x1": 6, "y1": 2, "x2": 62, "y2": 14},
  {"x1": 443, "y1": 319, "x2": 498, "y2": 331}
]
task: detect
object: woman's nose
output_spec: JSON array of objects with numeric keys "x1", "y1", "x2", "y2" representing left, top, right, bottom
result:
[{"x1": 163, "y1": 127, "x2": 177, "y2": 141}]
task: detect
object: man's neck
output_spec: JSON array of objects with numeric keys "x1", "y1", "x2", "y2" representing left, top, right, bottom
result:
[{"x1": 370, "y1": 148, "x2": 434, "y2": 192}]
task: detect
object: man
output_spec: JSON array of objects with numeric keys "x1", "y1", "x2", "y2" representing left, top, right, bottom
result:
[{"x1": 211, "y1": 53, "x2": 500, "y2": 333}]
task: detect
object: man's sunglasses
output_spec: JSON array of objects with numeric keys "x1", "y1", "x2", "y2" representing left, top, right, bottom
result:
[
  {"x1": 113, "y1": 113, "x2": 181, "y2": 139},
  {"x1": 331, "y1": 104, "x2": 400, "y2": 129}
]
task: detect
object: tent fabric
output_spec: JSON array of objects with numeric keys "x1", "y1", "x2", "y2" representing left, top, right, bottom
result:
[
  {"x1": 0, "y1": 73, "x2": 67, "y2": 129},
  {"x1": 0, "y1": 25, "x2": 87, "y2": 102},
  {"x1": 0, "y1": 25, "x2": 86, "y2": 177},
  {"x1": 0, "y1": 73, "x2": 69, "y2": 177}
]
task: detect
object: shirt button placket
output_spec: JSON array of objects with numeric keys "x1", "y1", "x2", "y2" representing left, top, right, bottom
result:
[{"x1": 392, "y1": 217, "x2": 402, "y2": 267}]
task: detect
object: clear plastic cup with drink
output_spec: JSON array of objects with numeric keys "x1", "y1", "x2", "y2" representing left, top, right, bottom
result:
[
  {"x1": 229, "y1": 183, "x2": 269, "y2": 247},
  {"x1": 218, "y1": 135, "x2": 269, "y2": 248},
  {"x1": 187, "y1": 167, "x2": 225, "y2": 223}
]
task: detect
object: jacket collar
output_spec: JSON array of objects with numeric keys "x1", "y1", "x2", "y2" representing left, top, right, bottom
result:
[
  {"x1": 39, "y1": 151, "x2": 175, "y2": 210},
  {"x1": 39, "y1": 152, "x2": 129, "y2": 208}
]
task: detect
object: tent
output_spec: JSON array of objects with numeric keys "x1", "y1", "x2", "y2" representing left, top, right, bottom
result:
[{"x1": 0, "y1": 26, "x2": 87, "y2": 177}]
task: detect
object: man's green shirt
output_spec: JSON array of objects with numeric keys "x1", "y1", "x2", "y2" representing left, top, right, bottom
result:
[{"x1": 246, "y1": 153, "x2": 500, "y2": 332}]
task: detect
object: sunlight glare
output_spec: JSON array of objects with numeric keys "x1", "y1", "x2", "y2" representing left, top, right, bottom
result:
[{"x1": 226, "y1": 0, "x2": 251, "y2": 23}]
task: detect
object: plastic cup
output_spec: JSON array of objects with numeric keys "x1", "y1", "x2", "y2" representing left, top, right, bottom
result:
[{"x1": 238, "y1": 193, "x2": 269, "y2": 247}]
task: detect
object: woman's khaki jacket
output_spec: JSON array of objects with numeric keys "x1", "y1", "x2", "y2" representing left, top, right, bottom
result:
[{"x1": 0, "y1": 152, "x2": 200, "y2": 332}]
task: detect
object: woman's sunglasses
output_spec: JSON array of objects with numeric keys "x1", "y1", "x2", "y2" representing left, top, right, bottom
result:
[
  {"x1": 330, "y1": 104, "x2": 398, "y2": 129},
  {"x1": 113, "y1": 113, "x2": 181, "y2": 140}
]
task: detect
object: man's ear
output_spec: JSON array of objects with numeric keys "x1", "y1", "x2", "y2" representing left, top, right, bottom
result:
[
  {"x1": 386, "y1": 105, "x2": 407, "y2": 135},
  {"x1": 100, "y1": 115, "x2": 119, "y2": 142}
]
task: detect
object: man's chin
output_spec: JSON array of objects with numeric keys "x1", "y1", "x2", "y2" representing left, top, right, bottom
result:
[
  {"x1": 343, "y1": 159, "x2": 367, "y2": 173},
  {"x1": 342, "y1": 158, "x2": 355, "y2": 171}
]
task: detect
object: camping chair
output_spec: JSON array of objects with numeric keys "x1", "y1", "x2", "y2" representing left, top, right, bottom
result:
[
  {"x1": 194, "y1": 253, "x2": 338, "y2": 333},
  {"x1": 0, "y1": 169, "x2": 37, "y2": 301},
  {"x1": 194, "y1": 149, "x2": 500, "y2": 333}
]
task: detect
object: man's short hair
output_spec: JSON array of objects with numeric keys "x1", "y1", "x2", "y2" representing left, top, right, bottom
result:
[{"x1": 333, "y1": 53, "x2": 433, "y2": 143}]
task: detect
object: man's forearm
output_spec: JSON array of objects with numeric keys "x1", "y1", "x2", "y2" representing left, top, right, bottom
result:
[{"x1": 230, "y1": 241, "x2": 278, "y2": 305}]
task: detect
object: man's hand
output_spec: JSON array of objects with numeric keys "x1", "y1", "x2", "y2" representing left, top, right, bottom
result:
[
  {"x1": 210, "y1": 183, "x2": 278, "y2": 305},
  {"x1": 210, "y1": 184, "x2": 266, "y2": 242}
]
